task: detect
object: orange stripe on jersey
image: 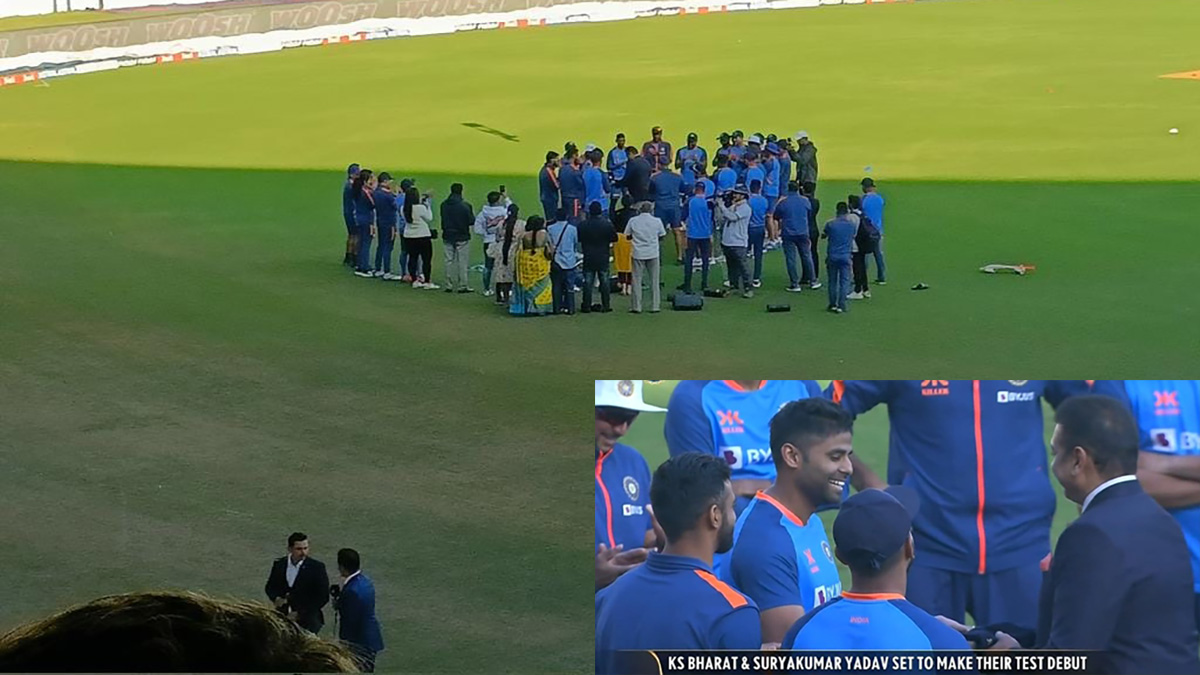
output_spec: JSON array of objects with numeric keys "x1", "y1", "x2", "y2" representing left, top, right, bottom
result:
[
  {"x1": 695, "y1": 569, "x2": 749, "y2": 609},
  {"x1": 831, "y1": 380, "x2": 846, "y2": 403},
  {"x1": 722, "y1": 380, "x2": 768, "y2": 392},
  {"x1": 972, "y1": 380, "x2": 987, "y2": 574},
  {"x1": 842, "y1": 591, "x2": 905, "y2": 601},
  {"x1": 755, "y1": 490, "x2": 805, "y2": 527}
]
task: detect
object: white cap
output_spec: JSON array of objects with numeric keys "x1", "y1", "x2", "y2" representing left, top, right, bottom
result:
[
  {"x1": 585, "y1": 143, "x2": 598, "y2": 152},
  {"x1": 595, "y1": 380, "x2": 666, "y2": 412},
  {"x1": 749, "y1": 134, "x2": 763, "y2": 145},
  {"x1": 794, "y1": 130, "x2": 810, "y2": 140}
]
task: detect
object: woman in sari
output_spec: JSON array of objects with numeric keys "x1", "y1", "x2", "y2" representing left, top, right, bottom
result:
[
  {"x1": 510, "y1": 215, "x2": 552, "y2": 316},
  {"x1": 489, "y1": 203, "x2": 524, "y2": 306}
]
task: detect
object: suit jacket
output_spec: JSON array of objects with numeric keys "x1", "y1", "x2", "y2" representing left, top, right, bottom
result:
[
  {"x1": 338, "y1": 573, "x2": 385, "y2": 653},
  {"x1": 265, "y1": 556, "x2": 330, "y2": 633},
  {"x1": 1037, "y1": 480, "x2": 1200, "y2": 674}
]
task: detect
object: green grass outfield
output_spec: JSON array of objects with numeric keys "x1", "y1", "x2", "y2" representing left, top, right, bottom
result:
[
  {"x1": 623, "y1": 381, "x2": 1077, "y2": 596},
  {"x1": 0, "y1": 0, "x2": 1197, "y2": 671}
]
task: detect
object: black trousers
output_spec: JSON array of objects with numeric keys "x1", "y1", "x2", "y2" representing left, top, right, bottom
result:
[
  {"x1": 852, "y1": 252, "x2": 870, "y2": 293},
  {"x1": 582, "y1": 265, "x2": 611, "y2": 311},
  {"x1": 809, "y1": 226, "x2": 820, "y2": 280},
  {"x1": 405, "y1": 236, "x2": 433, "y2": 281}
]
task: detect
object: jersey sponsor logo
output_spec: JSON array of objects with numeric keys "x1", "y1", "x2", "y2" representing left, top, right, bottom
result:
[
  {"x1": 1009, "y1": 380, "x2": 1029, "y2": 386},
  {"x1": 716, "y1": 409, "x2": 745, "y2": 433},
  {"x1": 803, "y1": 549, "x2": 816, "y2": 565},
  {"x1": 921, "y1": 380, "x2": 950, "y2": 396},
  {"x1": 617, "y1": 380, "x2": 635, "y2": 397},
  {"x1": 720, "y1": 446, "x2": 771, "y2": 469},
  {"x1": 622, "y1": 504, "x2": 645, "y2": 516},
  {"x1": 1155, "y1": 391, "x2": 1182, "y2": 416},
  {"x1": 997, "y1": 390, "x2": 1037, "y2": 403},
  {"x1": 623, "y1": 476, "x2": 640, "y2": 501},
  {"x1": 1152, "y1": 429, "x2": 1200, "y2": 451},
  {"x1": 813, "y1": 582, "x2": 841, "y2": 609}
]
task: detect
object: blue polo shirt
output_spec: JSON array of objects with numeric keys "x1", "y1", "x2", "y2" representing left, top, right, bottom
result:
[
  {"x1": 715, "y1": 167, "x2": 737, "y2": 193},
  {"x1": 372, "y1": 188, "x2": 399, "y2": 230},
  {"x1": 353, "y1": 188, "x2": 375, "y2": 227},
  {"x1": 595, "y1": 553, "x2": 761, "y2": 675},
  {"x1": 606, "y1": 147, "x2": 628, "y2": 182},
  {"x1": 862, "y1": 192, "x2": 885, "y2": 234},
  {"x1": 583, "y1": 165, "x2": 610, "y2": 212},
  {"x1": 1108, "y1": 380, "x2": 1200, "y2": 592},
  {"x1": 595, "y1": 443, "x2": 653, "y2": 552},
  {"x1": 722, "y1": 492, "x2": 842, "y2": 612},
  {"x1": 745, "y1": 166, "x2": 765, "y2": 191},
  {"x1": 823, "y1": 216, "x2": 856, "y2": 262},
  {"x1": 683, "y1": 195, "x2": 713, "y2": 239},
  {"x1": 763, "y1": 156, "x2": 781, "y2": 198},
  {"x1": 785, "y1": 593, "x2": 971, "y2": 652},
  {"x1": 651, "y1": 170, "x2": 684, "y2": 210},
  {"x1": 748, "y1": 195, "x2": 768, "y2": 230},
  {"x1": 774, "y1": 193, "x2": 812, "y2": 238},
  {"x1": 699, "y1": 177, "x2": 715, "y2": 199},
  {"x1": 678, "y1": 146, "x2": 707, "y2": 184}
]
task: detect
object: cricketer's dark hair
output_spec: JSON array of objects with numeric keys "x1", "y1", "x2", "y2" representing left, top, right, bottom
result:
[
  {"x1": 350, "y1": 170, "x2": 372, "y2": 196},
  {"x1": 787, "y1": 180, "x2": 800, "y2": 193},
  {"x1": 836, "y1": 202, "x2": 849, "y2": 215},
  {"x1": 403, "y1": 187, "x2": 420, "y2": 224},
  {"x1": 650, "y1": 453, "x2": 732, "y2": 543},
  {"x1": 588, "y1": 201, "x2": 603, "y2": 216},
  {"x1": 625, "y1": 146, "x2": 638, "y2": 157},
  {"x1": 848, "y1": 194, "x2": 862, "y2": 209},
  {"x1": 337, "y1": 548, "x2": 361, "y2": 574},
  {"x1": 287, "y1": 532, "x2": 307, "y2": 548},
  {"x1": 0, "y1": 591, "x2": 360, "y2": 673},
  {"x1": 487, "y1": 191, "x2": 501, "y2": 205},
  {"x1": 1054, "y1": 395, "x2": 1139, "y2": 475},
  {"x1": 502, "y1": 203, "x2": 520, "y2": 267},
  {"x1": 545, "y1": 151, "x2": 559, "y2": 163},
  {"x1": 770, "y1": 398, "x2": 854, "y2": 466},
  {"x1": 621, "y1": 193, "x2": 634, "y2": 208},
  {"x1": 750, "y1": 179, "x2": 762, "y2": 194},
  {"x1": 451, "y1": 183, "x2": 464, "y2": 195},
  {"x1": 802, "y1": 181, "x2": 817, "y2": 196},
  {"x1": 717, "y1": 155, "x2": 729, "y2": 167}
]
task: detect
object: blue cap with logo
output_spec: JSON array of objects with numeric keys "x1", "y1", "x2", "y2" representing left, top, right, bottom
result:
[{"x1": 832, "y1": 486, "x2": 920, "y2": 571}]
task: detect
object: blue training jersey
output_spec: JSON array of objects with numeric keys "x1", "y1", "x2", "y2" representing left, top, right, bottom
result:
[
  {"x1": 1113, "y1": 380, "x2": 1200, "y2": 592},
  {"x1": 595, "y1": 443, "x2": 653, "y2": 552},
  {"x1": 785, "y1": 593, "x2": 971, "y2": 653},
  {"x1": 595, "y1": 553, "x2": 760, "y2": 674},
  {"x1": 862, "y1": 192, "x2": 885, "y2": 232},
  {"x1": 715, "y1": 167, "x2": 737, "y2": 193},
  {"x1": 664, "y1": 380, "x2": 823, "y2": 486},
  {"x1": 721, "y1": 492, "x2": 842, "y2": 612},
  {"x1": 748, "y1": 195, "x2": 768, "y2": 229}
]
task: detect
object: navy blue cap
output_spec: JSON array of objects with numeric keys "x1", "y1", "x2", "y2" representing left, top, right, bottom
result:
[
  {"x1": 832, "y1": 486, "x2": 920, "y2": 571},
  {"x1": 766, "y1": 142, "x2": 780, "y2": 154},
  {"x1": 347, "y1": 163, "x2": 360, "y2": 176},
  {"x1": 687, "y1": 132, "x2": 698, "y2": 141}
]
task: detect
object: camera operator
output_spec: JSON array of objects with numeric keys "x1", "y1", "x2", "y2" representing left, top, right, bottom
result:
[
  {"x1": 333, "y1": 548, "x2": 384, "y2": 673},
  {"x1": 716, "y1": 188, "x2": 753, "y2": 298},
  {"x1": 265, "y1": 532, "x2": 331, "y2": 635}
]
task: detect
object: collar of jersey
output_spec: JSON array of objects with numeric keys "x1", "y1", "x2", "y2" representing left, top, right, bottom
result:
[
  {"x1": 841, "y1": 591, "x2": 905, "y2": 602},
  {"x1": 647, "y1": 552, "x2": 710, "y2": 573},
  {"x1": 754, "y1": 490, "x2": 806, "y2": 527}
]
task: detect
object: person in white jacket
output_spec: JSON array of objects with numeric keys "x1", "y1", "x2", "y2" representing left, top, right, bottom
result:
[
  {"x1": 474, "y1": 190, "x2": 510, "y2": 297},
  {"x1": 402, "y1": 186, "x2": 438, "y2": 289}
]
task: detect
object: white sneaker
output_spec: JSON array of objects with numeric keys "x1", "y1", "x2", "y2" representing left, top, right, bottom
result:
[
  {"x1": 722, "y1": 280, "x2": 732, "y2": 288},
  {"x1": 810, "y1": 282, "x2": 823, "y2": 290},
  {"x1": 863, "y1": 290, "x2": 872, "y2": 298},
  {"x1": 847, "y1": 292, "x2": 864, "y2": 300},
  {"x1": 424, "y1": 282, "x2": 440, "y2": 290},
  {"x1": 354, "y1": 270, "x2": 373, "y2": 278},
  {"x1": 382, "y1": 273, "x2": 401, "y2": 281},
  {"x1": 483, "y1": 289, "x2": 495, "y2": 297},
  {"x1": 412, "y1": 281, "x2": 426, "y2": 288},
  {"x1": 372, "y1": 270, "x2": 385, "y2": 278}
]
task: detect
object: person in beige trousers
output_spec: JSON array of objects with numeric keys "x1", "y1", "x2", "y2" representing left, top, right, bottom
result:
[{"x1": 624, "y1": 203, "x2": 668, "y2": 313}]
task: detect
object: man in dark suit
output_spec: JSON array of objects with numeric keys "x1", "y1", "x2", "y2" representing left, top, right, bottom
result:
[
  {"x1": 335, "y1": 548, "x2": 385, "y2": 673},
  {"x1": 942, "y1": 395, "x2": 1200, "y2": 675},
  {"x1": 265, "y1": 532, "x2": 330, "y2": 635}
]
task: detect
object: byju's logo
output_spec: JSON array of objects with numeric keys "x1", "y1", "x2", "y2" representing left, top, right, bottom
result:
[{"x1": 997, "y1": 390, "x2": 1037, "y2": 403}]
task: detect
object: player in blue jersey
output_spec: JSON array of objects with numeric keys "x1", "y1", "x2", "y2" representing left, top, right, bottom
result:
[
  {"x1": 664, "y1": 380, "x2": 882, "y2": 517},
  {"x1": 342, "y1": 163, "x2": 361, "y2": 266},
  {"x1": 594, "y1": 380, "x2": 667, "y2": 591},
  {"x1": 1099, "y1": 380, "x2": 1200, "y2": 628},
  {"x1": 595, "y1": 453, "x2": 761, "y2": 675},
  {"x1": 827, "y1": 380, "x2": 1094, "y2": 629},
  {"x1": 785, "y1": 486, "x2": 973, "y2": 656},
  {"x1": 721, "y1": 398, "x2": 859, "y2": 644}
]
